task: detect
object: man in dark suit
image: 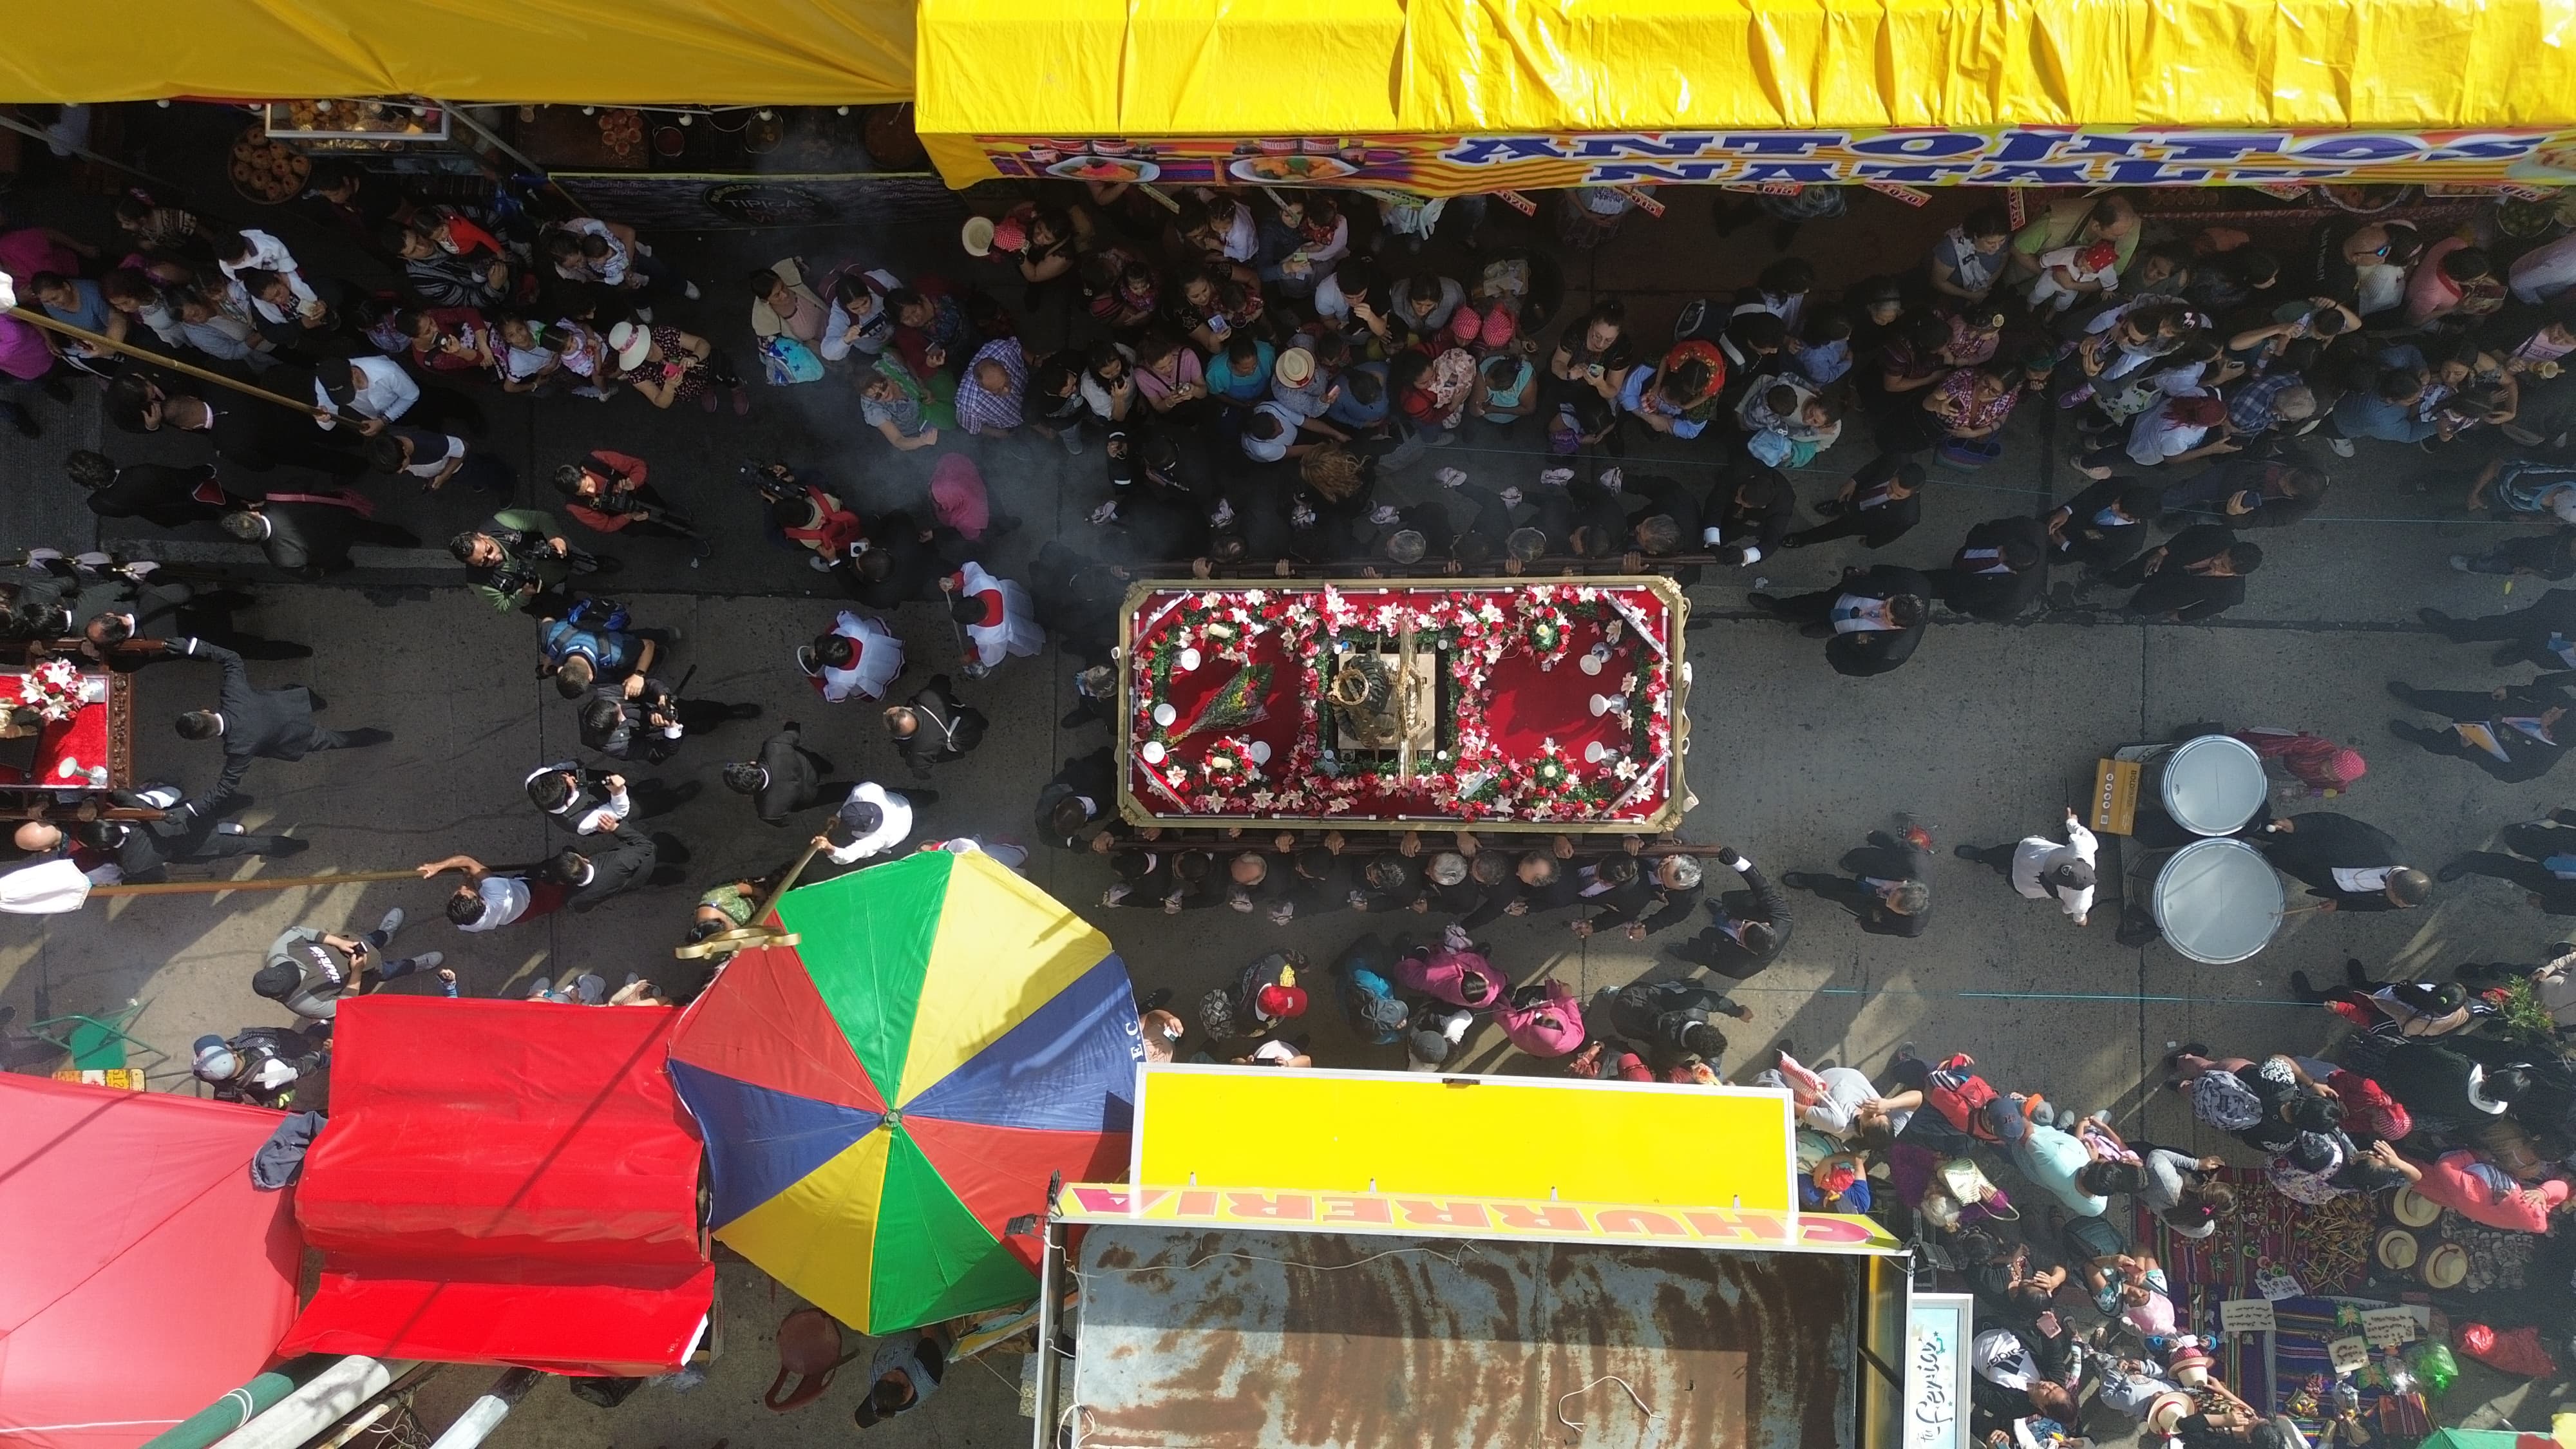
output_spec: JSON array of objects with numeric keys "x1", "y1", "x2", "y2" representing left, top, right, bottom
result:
[
  {"x1": 2387, "y1": 676, "x2": 2576, "y2": 783},
  {"x1": 126, "y1": 378, "x2": 366, "y2": 478},
  {"x1": 80, "y1": 580, "x2": 310, "y2": 670},
  {"x1": 2251, "y1": 811, "x2": 2430, "y2": 913},
  {"x1": 725, "y1": 723, "x2": 838, "y2": 826},
  {"x1": 221, "y1": 498, "x2": 421, "y2": 582},
  {"x1": 886, "y1": 674, "x2": 987, "y2": 779},
  {"x1": 1709, "y1": 459, "x2": 1799, "y2": 567},
  {"x1": 1935, "y1": 515, "x2": 2049, "y2": 621},
  {"x1": 1781, "y1": 455, "x2": 1923, "y2": 552},
  {"x1": 65, "y1": 451, "x2": 255, "y2": 529},
  {"x1": 1751, "y1": 565, "x2": 1932, "y2": 677},
  {"x1": 169, "y1": 636, "x2": 390, "y2": 818},
  {"x1": 1461, "y1": 848, "x2": 1594, "y2": 928},
  {"x1": 1621, "y1": 471, "x2": 1710, "y2": 586},
  {"x1": 1036, "y1": 748, "x2": 1119, "y2": 850},
  {"x1": 1783, "y1": 829, "x2": 1932, "y2": 939},
  {"x1": 557, "y1": 823, "x2": 661, "y2": 912},
  {"x1": 1670, "y1": 846, "x2": 1794, "y2": 977},
  {"x1": 1580, "y1": 853, "x2": 1707, "y2": 940},
  {"x1": 850, "y1": 509, "x2": 961, "y2": 610},
  {"x1": 80, "y1": 783, "x2": 305, "y2": 882},
  {"x1": 2420, "y1": 587, "x2": 2576, "y2": 672},
  {"x1": 2109, "y1": 523, "x2": 2262, "y2": 623},
  {"x1": 2040, "y1": 477, "x2": 2162, "y2": 572}
]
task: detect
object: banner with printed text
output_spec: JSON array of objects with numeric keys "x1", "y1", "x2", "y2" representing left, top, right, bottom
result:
[
  {"x1": 1057, "y1": 1184, "x2": 1902, "y2": 1255},
  {"x1": 925, "y1": 128, "x2": 2576, "y2": 196}
]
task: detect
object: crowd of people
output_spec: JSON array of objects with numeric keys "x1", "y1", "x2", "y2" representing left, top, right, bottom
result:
[{"x1": 3, "y1": 165, "x2": 2576, "y2": 1439}]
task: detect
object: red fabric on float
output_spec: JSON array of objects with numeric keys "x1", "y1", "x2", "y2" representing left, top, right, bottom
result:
[
  {"x1": 0, "y1": 1075, "x2": 300, "y2": 1449},
  {"x1": 278, "y1": 997, "x2": 712, "y2": 1378}
]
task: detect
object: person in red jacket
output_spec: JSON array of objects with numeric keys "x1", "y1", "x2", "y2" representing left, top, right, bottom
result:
[{"x1": 553, "y1": 450, "x2": 707, "y2": 556}]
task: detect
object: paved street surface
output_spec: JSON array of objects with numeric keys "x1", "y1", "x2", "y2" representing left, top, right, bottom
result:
[{"x1": 1, "y1": 184, "x2": 2566, "y2": 1441}]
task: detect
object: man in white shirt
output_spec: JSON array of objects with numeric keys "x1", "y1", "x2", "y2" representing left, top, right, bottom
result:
[
  {"x1": 813, "y1": 781, "x2": 927, "y2": 866},
  {"x1": 524, "y1": 761, "x2": 630, "y2": 836},
  {"x1": 417, "y1": 851, "x2": 572, "y2": 933},
  {"x1": 1957, "y1": 810, "x2": 2099, "y2": 925},
  {"x1": 802, "y1": 610, "x2": 905, "y2": 703}
]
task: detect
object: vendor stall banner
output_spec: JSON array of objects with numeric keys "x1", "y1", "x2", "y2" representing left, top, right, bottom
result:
[
  {"x1": 1906, "y1": 1293, "x2": 1976, "y2": 1449},
  {"x1": 1057, "y1": 1184, "x2": 1902, "y2": 1255},
  {"x1": 925, "y1": 128, "x2": 2576, "y2": 195}
]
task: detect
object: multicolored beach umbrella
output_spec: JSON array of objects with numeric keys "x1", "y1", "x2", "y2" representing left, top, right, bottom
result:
[{"x1": 665, "y1": 849, "x2": 1139, "y2": 1333}]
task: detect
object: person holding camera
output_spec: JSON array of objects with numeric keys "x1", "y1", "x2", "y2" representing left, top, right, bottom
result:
[
  {"x1": 451, "y1": 508, "x2": 616, "y2": 615},
  {"x1": 748, "y1": 461, "x2": 867, "y2": 573},
  {"x1": 554, "y1": 451, "x2": 709, "y2": 560}
]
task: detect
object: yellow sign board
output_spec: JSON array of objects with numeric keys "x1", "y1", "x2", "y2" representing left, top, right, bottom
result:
[
  {"x1": 1132, "y1": 1065, "x2": 1797, "y2": 1213},
  {"x1": 1057, "y1": 1183, "x2": 1900, "y2": 1256},
  {"x1": 2090, "y1": 758, "x2": 2143, "y2": 835}
]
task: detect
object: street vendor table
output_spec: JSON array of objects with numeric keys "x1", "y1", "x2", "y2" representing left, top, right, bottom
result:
[
  {"x1": 1119, "y1": 578, "x2": 1688, "y2": 831},
  {"x1": 0, "y1": 662, "x2": 128, "y2": 794}
]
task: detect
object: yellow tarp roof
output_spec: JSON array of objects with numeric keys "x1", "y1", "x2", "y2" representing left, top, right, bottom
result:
[
  {"x1": 1129, "y1": 1065, "x2": 1799, "y2": 1210},
  {"x1": 0, "y1": 1, "x2": 913, "y2": 106},
  {"x1": 918, "y1": 0, "x2": 2576, "y2": 137}
]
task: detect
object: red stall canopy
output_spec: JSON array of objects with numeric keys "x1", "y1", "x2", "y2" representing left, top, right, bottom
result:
[
  {"x1": 0, "y1": 1075, "x2": 300, "y2": 1449},
  {"x1": 279, "y1": 998, "x2": 712, "y2": 1378}
]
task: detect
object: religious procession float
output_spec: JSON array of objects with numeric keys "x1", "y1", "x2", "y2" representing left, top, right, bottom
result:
[{"x1": 1117, "y1": 577, "x2": 1690, "y2": 833}]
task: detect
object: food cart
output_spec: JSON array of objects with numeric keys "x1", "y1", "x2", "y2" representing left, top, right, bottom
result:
[
  {"x1": 1029, "y1": 1066, "x2": 1911, "y2": 1449},
  {"x1": 1117, "y1": 578, "x2": 1689, "y2": 834}
]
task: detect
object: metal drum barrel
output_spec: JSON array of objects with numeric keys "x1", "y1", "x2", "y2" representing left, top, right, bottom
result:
[
  {"x1": 2150, "y1": 837, "x2": 2285, "y2": 965},
  {"x1": 2143, "y1": 734, "x2": 2267, "y2": 838}
]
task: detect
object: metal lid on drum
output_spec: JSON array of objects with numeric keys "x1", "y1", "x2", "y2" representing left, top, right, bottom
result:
[
  {"x1": 2158, "y1": 734, "x2": 2266, "y2": 837},
  {"x1": 2151, "y1": 837, "x2": 2286, "y2": 965}
]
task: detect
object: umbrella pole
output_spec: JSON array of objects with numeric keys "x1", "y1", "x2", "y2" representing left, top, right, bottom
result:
[
  {"x1": 6, "y1": 307, "x2": 336, "y2": 418},
  {"x1": 88, "y1": 869, "x2": 426, "y2": 897}
]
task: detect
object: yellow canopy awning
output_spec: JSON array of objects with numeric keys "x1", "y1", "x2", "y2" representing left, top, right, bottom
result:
[
  {"x1": 0, "y1": 0, "x2": 914, "y2": 106},
  {"x1": 917, "y1": 0, "x2": 2576, "y2": 191}
]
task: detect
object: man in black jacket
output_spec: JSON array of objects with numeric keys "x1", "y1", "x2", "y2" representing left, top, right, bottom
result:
[
  {"x1": 1751, "y1": 565, "x2": 1932, "y2": 677},
  {"x1": 2110, "y1": 523, "x2": 2262, "y2": 622},
  {"x1": 2438, "y1": 808, "x2": 2576, "y2": 911},
  {"x1": 850, "y1": 509, "x2": 960, "y2": 611},
  {"x1": 221, "y1": 498, "x2": 420, "y2": 582},
  {"x1": 65, "y1": 451, "x2": 254, "y2": 529},
  {"x1": 1036, "y1": 748, "x2": 1118, "y2": 850},
  {"x1": 2039, "y1": 477, "x2": 2162, "y2": 572},
  {"x1": 1670, "y1": 846, "x2": 1794, "y2": 977},
  {"x1": 2420, "y1": 587, "x2": 2576, "y2": 672},
  {"x1": 77, "y1": 782, "x2": 304, "y2": 882},
  {"x1": 886, "y1": 675, "x2": 988, "y2": 779},
  {"x1": 1709, "y1": 459, "x2": 1798, "y2": 567},
  {"x1": 2156, "y1": 457, "x2": 2328, "y2": 532},
  {"x1": 1783, "y1": 829, "x2": 1932, "y2": 940},
  {"x1": 169, "y1": 636, "x2": 390, "y2": 818},
  {"x1": 1581, "y1": 853, "x2": 1706, "y2": 940},
  {"x1": 1622, "y1": 472, "x2": 1709, "y2": 585},
  {"x1": 2386, "y1": 676, "x2": 2575, "y2": 784},
  {"x1": 1781, "y1": 455, "x2": 1923, "y2": 552},
  {"x1": 129, "y1": 381, "x2": 366, "y2": 478},
  {"x1": 557, "y1": 823, "x2": 661, "y2": 911},
  {"x1": 1596, "y1": 978, "x2": 1754, "y2": 1074},
  {"x1": 1935, "y1": 515, "x2": 2049, "y2": 621},
  {"x1": 724, "y1": 723, "x2": 838, "y2": 826},
  {"x1": 2251, "y1": 811, "x2": 2430, "y2": 913}
]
